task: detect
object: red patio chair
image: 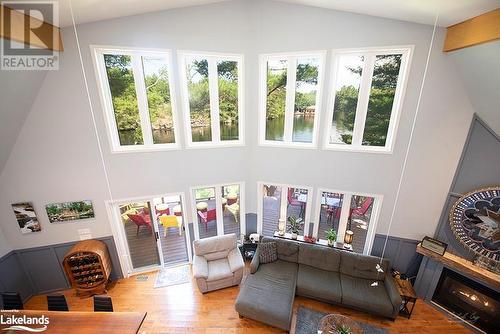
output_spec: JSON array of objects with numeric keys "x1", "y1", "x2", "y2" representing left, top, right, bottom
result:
[
  {"x1": 127, "y1": 213, "x2": 152, "y2": 236},
  {"x1": 352, "y1": 197, "x2": 373, "y2": 217},
  {"x1": 198, "y1": 209, "x2": 216, "y2": 230}
]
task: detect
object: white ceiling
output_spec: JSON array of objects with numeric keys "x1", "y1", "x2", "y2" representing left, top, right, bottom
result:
[
  {"x1": 53, "y1": 0, "x2": 499, "y2": 27},
  {"x1": 277, "y1": 0, "x2": 500, "y2": 26}
]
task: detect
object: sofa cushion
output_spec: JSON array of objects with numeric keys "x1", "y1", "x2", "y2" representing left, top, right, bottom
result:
[
  {"x1": 340, "y1": 251, "x2": 389, "y2": 280},
  {"x1": 297, "y1": 264, "x2": 342, "y2": 304},
  {"x1": 340, "y1": 274, "x2": 394, "y2": 317},
  {"x1": 259, "y1": 242, "x2": 277, "y2": 264},
  {"x1": 207, "y1": 258, "x2": 232, "y2": 282},
  {"x1": 261, "y1": 236, "x2": 299, "y2": 263},
  {"x1": 235, "y1": 260, "x2": 298, "y2": 330},
  {"x1": 298, "y1": 243, "x2": 341, "y2": 272},
  {"x1": 194, "y1": 234, "x2": 236, "y2": 260}
]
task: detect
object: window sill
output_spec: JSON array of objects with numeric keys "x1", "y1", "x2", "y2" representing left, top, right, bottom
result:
[
  {"x1": 110, "y1": 144, "x2": 181, "y2": 154},
  {"x1": 322, "y1": 144, "x2": 393, "y2": 154},
  {"x1": 258, "y1": 141, "x2": 318, "y2": 150}
]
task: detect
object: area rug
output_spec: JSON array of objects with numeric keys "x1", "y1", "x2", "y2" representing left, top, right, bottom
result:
[
  {"x1": 154, "y1": 265, "x2": 190, "y2": 288},
  {"x1": 295, "y1": 306, "x2": 388, "y2": 334}
]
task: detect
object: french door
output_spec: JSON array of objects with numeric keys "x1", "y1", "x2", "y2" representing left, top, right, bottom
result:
[
  {"x1": 190, "y1": 182, "x2": 245, "y2": 240},
  {"x1": 108, "y1": 193, "x2": 191, "y2": 276}
]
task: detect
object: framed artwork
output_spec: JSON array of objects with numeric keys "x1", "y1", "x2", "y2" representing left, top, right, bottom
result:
[
  {"x1": 449, "y1": 186, "x2": 500, "y2": 262},
  {"x1": 12, "y1": 202, "x2": 41, "y2": 234},
  {"x1": 46, "y1": 200, "x2": 95, "y2": 223}
]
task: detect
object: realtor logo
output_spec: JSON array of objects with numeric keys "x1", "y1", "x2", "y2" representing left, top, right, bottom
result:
[
  {"x1": 0, "y1": 311, "x2": 49, "y2": 332},
  {"x1": 0, "y1": 1, "x2": 59, "y2": 70}
]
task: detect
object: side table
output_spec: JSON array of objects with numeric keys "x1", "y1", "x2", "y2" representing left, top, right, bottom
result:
[
  {"x1": 238, "y1": 242, "x2": 258, "y2": 260},
  {"x1": 393, "y1": 277, "x2": 417, "y2": 318}
]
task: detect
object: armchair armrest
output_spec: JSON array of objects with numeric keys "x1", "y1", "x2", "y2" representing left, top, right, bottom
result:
[
  {"x1": 384, "y1": 275, "x2": 403, "y2": 318},
  {"x1": 250, "y1": 246, "x2": 260, "y2": 274},
  {"x1": 228, "y1": 247, "x2": 244, "y2": 273},
  {"x1": 193, "y1": 255, "x2": 208, "y2": 279}
]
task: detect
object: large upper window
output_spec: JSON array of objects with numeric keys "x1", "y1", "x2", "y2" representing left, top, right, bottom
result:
[
  {"x1": 179, "y1": 52, "x2": 243, "y2": 147},
  {"x1": 259, "y1": 52, "x2": 325, "y2": 148},
  {"x1": 93, "y1": 47, "x2": 179, "y2": 152},
  {"x1": 325, "y1": 47, "x2": 412, "y2": 153}
]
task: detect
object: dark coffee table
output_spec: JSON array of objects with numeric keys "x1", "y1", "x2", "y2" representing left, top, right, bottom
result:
[{"x1": 318, "y1": 314, "x2": 363, "y2": 334}]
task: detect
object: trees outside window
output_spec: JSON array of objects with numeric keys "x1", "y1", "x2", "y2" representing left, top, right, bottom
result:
[
  {"x1": 94, "y1": 47, "x2": 179, "y2": 152},
  {"x1": 326, "y1": 47, "x2": 411, "y2": 152}
]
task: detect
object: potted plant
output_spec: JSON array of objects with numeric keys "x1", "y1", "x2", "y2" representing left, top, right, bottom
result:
[
  {"x1": 325, "y1": 228, "x2": 337, "y2": 247},
  {"x1": 287, "y1": 215, "x2": 303, "y2": 240}
]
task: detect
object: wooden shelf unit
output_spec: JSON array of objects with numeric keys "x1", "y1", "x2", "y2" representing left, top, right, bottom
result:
[{"x1": 63, "y1": 240, "x2": 112, "y2": 297}]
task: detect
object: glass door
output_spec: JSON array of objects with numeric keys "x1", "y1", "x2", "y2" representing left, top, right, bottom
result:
[
  {"x1": 193, "y1": 186, "x2": 218, "y2": 239},
  {"x1": 117, "y1": 200, "x2": 162, "y2": 272}
]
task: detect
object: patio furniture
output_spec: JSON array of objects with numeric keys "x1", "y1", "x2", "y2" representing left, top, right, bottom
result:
[
  {"x1": 226, "y1": 203, "x2": 240, "y2": 225},
  {"x1": 127, "y1": 213, "x2": 152, "y2": 236},
  {"x1": 287, "y1": 188, "x2": 304, "y2": 218},
  {"x1": 221, "y1": 197, "x2": 227, "y2": 211},
  {"x1": 192, "y1": 233, "x2": 244, "y2": 293},
  {"x1": 327, "y1": 206, "x2": 341, "y2": 223},
  {"x1": 198, "y1": 209, "x2": 216, "y2": 230},
  {"x1": 173, "y1": 204, "x2": 182, "y2": 216},
  {"x1": 227, "y1": 193, "x2": 238, "y2": 205},
  {"x1": 159, "y1": 215, "x2": 182, "y2": 236},
  {"x1": 352, "y1": 197, "x2": 373, "y2": 217},
  {"x1": 196, "y1": 202, "x2": 208, "y2": 212},
  {"x1": 155, "y1": 204, "x2": 170, "y2": 216}
]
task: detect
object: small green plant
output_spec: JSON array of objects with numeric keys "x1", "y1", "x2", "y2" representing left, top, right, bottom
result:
[
  {"x1": 325, "y1": 228, "x2": 337, "y2": 242},
  {"x1": 287, "y1": 215, "x2": 303, "y2": 234},
  {"x1": 336, "y1": 324, "x2": 352, "y2": 334}
]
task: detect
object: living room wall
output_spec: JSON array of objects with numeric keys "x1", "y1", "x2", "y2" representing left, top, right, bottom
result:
[{"x1": 0, "y1": 0, "x2": 474, "y2": 253}]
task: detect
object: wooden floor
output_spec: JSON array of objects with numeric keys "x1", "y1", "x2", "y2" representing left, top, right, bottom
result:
[{"x1": 25, "y1": 264, "x2": 472, "y2": 334}]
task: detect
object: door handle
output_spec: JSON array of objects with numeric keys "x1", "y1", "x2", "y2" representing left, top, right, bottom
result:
[{"x1": 155, "y1": 232, "x2": 159, "y2": 240}]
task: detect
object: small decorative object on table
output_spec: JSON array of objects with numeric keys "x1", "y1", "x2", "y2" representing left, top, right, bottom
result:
[
  {"x1": 420, "y1": 236, "x2": 447, "y2": 256},
  {"x1": 318, "y1": 314, "x2": 362, "y2": 334},
  {"x1": 304, "y1": 235, "x2": 316, "y2": 243},
  {"x1": 278, "y1": 218, "x2": 286, "y2": 236},
  {"x1": 325, "y1": 228, "x2": 337, "y2": 247},
  {"x1": 287, "y1": 215, "x2": 303, "y2": 240},
  {"x1": 343, "y1": 230, "x2": 354, "y2": 250}
]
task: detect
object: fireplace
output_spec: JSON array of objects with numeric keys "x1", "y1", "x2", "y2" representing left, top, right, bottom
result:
[{"x1": 432, "y1": 268, "x2": 499, "y2": 333}]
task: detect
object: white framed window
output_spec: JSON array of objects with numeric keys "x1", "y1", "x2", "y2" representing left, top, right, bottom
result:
[
  {"x1": 178, "y1": 51, "x2": 244, "y2": 148},
  {"x1": 257, "y1": 181, "x2": 313, "y2": 237},
  {"x1": 313, "y1": 188, "x2": 382, "y2": 254},
  {"x1": 92, "y1": 46, "x2": 180, "y2": 153},
  {"x1": 259, "y1": 51, "x2": 326, "y2": 148},
  {"x1": 190, "y1": 182, "x2": 245, "y2": 239},
  {"x1": 324, "y1": 46, "x2": 413, "y2": 153}
]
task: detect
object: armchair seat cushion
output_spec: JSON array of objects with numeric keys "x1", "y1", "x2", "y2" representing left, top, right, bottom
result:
[
  {"x1": 207, "y1": 258, "x2": 232, "y2": 282},
  {"x1": 297, "y1": 264, "x2": 342, "y2": 304},
  {"x1": 340, "y1": 274, "x2": 394, "y2": 317}
]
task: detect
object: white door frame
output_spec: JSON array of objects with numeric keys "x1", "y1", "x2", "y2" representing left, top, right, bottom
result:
[
  {"x1": 313, "y1": 188, "x2": 383, "y2": 254},
  {"x1": 190, "y1": 182, "x2": 246, "y2": 240},
  {"x1": 256, "y1": 181, "x2": 314, "y2": 236},
  {"x1": 105, "y1": 192, "x2": 192, "y2": 277}
]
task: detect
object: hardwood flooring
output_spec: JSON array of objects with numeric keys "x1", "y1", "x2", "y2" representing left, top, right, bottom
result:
[{"x1": 24, "y1": 265, "x2": 472, "y2": 333}]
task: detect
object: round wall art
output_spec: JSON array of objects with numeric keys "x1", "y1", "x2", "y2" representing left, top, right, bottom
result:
[{"x1": 449, "y1": 186, "x2": 500, "y2": 262}]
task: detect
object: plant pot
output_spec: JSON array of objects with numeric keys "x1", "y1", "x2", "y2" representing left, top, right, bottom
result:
[
  {"x1": 327, "y1": 239, "x2": 334, "y2": 247},
  {"x1": 291, "y1": 232, "x2": 298, "y2": 240}
]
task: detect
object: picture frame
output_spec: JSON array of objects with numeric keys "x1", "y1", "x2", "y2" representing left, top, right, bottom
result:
[
  {"x1": 421, "y1": 236, "x2": 448, "y2": 256},
  {"x1": 12, "y1": 202, "x2": 42, "y2": 234},
  {"x1": 45, "y1": 200, "x2": 95, "y2": 223}
]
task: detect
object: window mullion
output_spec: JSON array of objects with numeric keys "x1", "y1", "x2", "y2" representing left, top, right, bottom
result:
[
  {"x1": 208, "y1": 58, "x2": 221, "y2": 143},
  {"x1": 351, "y1": 54, "x2": 375, "y2": 146},
  {"x1": 132, "y1": 55, "x2": 154, "y2": 146},
  {"x1": 337, "y1": 193, "x2": 352, "y2": 243},
  {"x1": 284, "y1": 58, "x2": 296, "y2": 142},
  {"x1": 215, "y1": 186, "x2": 224, "y2": 235}
]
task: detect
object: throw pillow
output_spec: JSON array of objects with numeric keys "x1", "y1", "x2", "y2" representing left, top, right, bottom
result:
[{"x1": 259, "y1": 242, "x2": 277, "y2": 264}]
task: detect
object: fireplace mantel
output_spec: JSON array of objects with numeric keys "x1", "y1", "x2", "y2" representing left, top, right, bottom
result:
[{"x1": 416, "y1": 244, "x2": 500, "y2": 291}]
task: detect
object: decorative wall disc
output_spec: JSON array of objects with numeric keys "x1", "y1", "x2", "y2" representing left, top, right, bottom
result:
[{"x1": 449, "y1": 186, "x2": 500, "y2": 262}]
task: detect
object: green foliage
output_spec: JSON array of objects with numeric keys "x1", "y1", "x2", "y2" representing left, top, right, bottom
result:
[
  {"x1": 287, "y1": 215, "x2": 303, "y2": 234},
  {"x1": 336, "y1": 324, "x2": 353, "y2": 334},
  {"x1": 325, "y1": 228, "x2": 337, "y2": 242},
  {"x1": 196, "y1": 188, "x2": 215, "y2": 200}
]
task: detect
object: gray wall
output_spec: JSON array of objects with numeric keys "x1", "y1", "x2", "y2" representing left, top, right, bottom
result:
[
  {"x1": 415, "y1": 115, "x2": 500, "y2": 298},
  {"x1": 0, "y1": 237, "x2": 122, "y2": 307}
]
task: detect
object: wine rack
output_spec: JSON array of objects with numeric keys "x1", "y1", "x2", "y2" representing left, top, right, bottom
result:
[{"x1": 63, "y1": 240, "x2": 112, "y2": 297}]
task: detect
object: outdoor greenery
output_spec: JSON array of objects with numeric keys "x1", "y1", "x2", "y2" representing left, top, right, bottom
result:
[
  {"x1": 333, "y1": 54, "x2": 402, "y2": 146},
  {"x1": 266, "y1": 61, "x2": 318, "y2": 120}
]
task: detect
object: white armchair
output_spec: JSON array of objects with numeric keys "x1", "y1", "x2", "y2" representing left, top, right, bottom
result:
[{"x1": 192, "y1": 233, "x2": 244, "y2": 293}]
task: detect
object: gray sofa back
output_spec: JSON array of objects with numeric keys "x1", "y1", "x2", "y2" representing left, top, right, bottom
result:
[
  {"x1": 298, "y1": 243, "x2": 341, "y2": 272},
  {"x1": 261, "y1": 236, "x2": 299, "y2": 263},
  {"x1": 340, "y1": 250, "x2": 389, "y2": 280}
]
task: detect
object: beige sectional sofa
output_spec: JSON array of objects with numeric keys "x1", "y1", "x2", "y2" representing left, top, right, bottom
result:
[{"x1": 235, "y1": 236, "x2": 402, "y2": 331}]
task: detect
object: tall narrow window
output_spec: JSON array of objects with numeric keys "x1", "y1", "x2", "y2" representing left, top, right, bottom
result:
[
  {"x1": 260, "y1": 52, "x2": 325, "y2": 147},
  {"x1": 180, "y1": 52, "x2": 243, "y2": 147},
  {"x1": 325, "y1": 47, "x2": 411, "y2": 152},
  {"x1": 94, "y1": 47, "x2": 179, "y2": 152}
]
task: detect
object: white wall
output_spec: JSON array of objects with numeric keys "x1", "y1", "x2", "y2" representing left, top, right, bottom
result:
[
  {"x1": 0, "y1": 0, "x2": 476, "y2": 251},
  {"x1": 0, "y1": 226, "x2": 12, "y2": 257}
]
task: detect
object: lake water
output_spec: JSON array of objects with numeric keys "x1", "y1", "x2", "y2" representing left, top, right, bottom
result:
[{"x1": 266, "y1": 115, "x2": 315, "y2": 142}]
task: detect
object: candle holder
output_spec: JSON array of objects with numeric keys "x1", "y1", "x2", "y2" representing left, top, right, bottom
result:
[
  {"x1": 278, "y1": 218, "x2": 286, "y2": 236},
  {"x1": 344, "y1": 230, "x2": 353, "y2": 249}
]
